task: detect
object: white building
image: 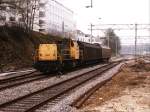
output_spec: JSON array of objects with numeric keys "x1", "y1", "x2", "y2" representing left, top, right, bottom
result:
[
  {"x1": 37, "y1": 0, "x2": 76, "y2": 38},
  {"x1": 0, "y1": 0, "x2": 76, "y2": 38},
  {"x1": 76, "y1": 30, "x2": 91, "y2": 43},
  {"x1": 76, "y1": 30, "x2": 103, "y2": 44}
]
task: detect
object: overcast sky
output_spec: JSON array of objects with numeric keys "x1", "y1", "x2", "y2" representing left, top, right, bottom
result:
[{"x1": 59, "y1": 0, "x2": 150, "y2": 45}]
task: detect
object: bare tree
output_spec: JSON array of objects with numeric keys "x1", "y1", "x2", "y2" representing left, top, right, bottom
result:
[
  {"x1": 0, "y1": 0, "x2": 39, "y2": 33},
  {"x1": 103, "y1": 28, "x2": 121, "y2": 55}
]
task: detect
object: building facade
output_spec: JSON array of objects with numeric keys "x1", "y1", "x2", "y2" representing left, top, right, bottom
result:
[
  {"x1": 76, "y1": 30, "x2": 91, "y2": 43},
  {"x1": 76, "y1": 30, "x2": 103, "y2": 44},
  {"x1": 0, "y1": 0, "x2": 76, "y2": 38},
  {"x1": 37, "y1": 0, "x2": 76, "y2": 38}
]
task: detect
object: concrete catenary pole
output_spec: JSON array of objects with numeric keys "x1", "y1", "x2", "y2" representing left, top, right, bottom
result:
[
  {"x1": 108, "y1": 34, "x2": 109, "y2": 47},
  {"x1": 116, "y1": 39, "x2": 118, "y2": 56},
  {"x1": 135, "y1": 23, "x2": 138, "y2": 59},
  {"x1": 91, "y1": 0, "x2": 93, "y2": 8},
  {"x1": 90, "y1": 23, "x2": 93, "y2": 43},
  {"x1": 62, "y1": 21, "x2": 65, "y2": 37},
  {"x1": 149, "y1": 0, "x2": 150, "y2": 56}
]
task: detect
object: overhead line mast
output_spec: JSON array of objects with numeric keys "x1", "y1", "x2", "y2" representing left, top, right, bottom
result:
[
  {"x1": 88, "y1": 23, "x2": 150, "y2": 55},
  {"x1": 149, "y1": 0, "x2": 150, "y2": 56}
]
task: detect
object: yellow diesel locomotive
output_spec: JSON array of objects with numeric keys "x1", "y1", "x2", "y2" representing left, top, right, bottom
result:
[{"x1": 33, "y1": 38, "x2": 111, "y2": 73}]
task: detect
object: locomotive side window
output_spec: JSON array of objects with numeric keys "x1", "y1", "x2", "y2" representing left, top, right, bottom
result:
[{"x1": 71, "y1": 40, "x2": 74, "y2": 47}]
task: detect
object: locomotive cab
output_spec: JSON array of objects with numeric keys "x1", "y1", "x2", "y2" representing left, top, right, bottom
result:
[
  {"x1": 59, "y1": 38, "x2": 79, "y2": 60},
  {"x1": 33, "y1": 38, "x2": 80, "y2": 73},
  {"x1": 70, "y1": 40, "x2": 80, "y2": 60},
  {"x1": 33, "y1": 43, "x2": 61, "y2": 72},
  {"x1": 38, "y1": 44, "x2": 57, "y2": 61},
  {"x1": 59, "y1": 38, "x2": 80, "y2": 68}
]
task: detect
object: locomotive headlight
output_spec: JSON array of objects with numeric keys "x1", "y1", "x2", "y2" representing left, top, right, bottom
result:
[{"x1": 39, "y1": 54, "x2": 42, "y2": 56}]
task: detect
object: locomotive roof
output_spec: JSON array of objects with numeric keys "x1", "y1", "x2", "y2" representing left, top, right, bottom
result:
[
  {"x1": 77, "y1": 41, "x2": 102, "y2": 49},
  {"x1": 101, "y1": 45, "x2": 111, "y2": 49}
]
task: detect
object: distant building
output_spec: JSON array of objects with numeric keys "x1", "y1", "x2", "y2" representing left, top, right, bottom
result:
[
  {"x1": 0, "y1": 0, "x2": 76, "y2": 38},
  {"x1": 75, "y1": 30, "x2": 104, "y2": 44},
  {"x1": 76, "y1": 30, "x2": 90, "y2": 43}
]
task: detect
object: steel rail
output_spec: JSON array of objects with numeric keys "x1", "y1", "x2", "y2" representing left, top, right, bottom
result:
[
  {"x1": 71, "y1": 67, "x2": 121, "y2": 108},
  {"x1": 0, "y1": 71, "x2": 37, "y2": 83},
  {"x1": 0, "y1": 62, "x2": 119, "y2": 112},
  {"x1": 0, "y1": 72, "x2": 49, "y2": 91}
]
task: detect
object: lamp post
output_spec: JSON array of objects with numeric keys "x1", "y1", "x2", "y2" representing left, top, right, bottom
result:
[
  {"x1": 116, "y1": 39, "x2": 118, "y2": 56},
  {"x1": 90, "y1": 23, "x2": 95, "y2": 43},
  {"x1": 97, "y1": 17, "x2": 101, "y2": 39},
  {"x1": 89, "y1": 18, "x2": 101, "y2": 43},
  {"x1": 62, "y1": 21, "x2": 65, "y2": 37},
  {"x1": 86, "y1": 0, "x2": 93, "y2": 8},
  {"x1": 108, "y1": 34, "x2": 110, "y2": 47},
  {"x1": 90, "y1": 0, "x2": 93, "y2": 8},
  {"x1": 135, "y1": 23, "x2": 137, "y2": 59},
  {"x1": 149, "y1": 0, "x2": 150, "y2": 56}
]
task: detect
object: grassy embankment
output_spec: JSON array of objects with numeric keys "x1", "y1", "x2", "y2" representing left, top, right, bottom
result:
[{"x1": 0, "y1": 26, "x2": 62, "y2": 72}]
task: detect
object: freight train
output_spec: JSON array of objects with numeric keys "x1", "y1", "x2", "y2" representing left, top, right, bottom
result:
[{"x1": 33, "y1": 38, "x2": 111, "y2": 73}]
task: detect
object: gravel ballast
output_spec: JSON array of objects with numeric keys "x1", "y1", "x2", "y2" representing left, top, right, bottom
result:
[
  {"x1": 0, "y1": 64, "x2": 106, "y2": 105},
  {"x1": 39, "y1": 63, "x2": 124, "y2": 112},
  {"x1": 79, "y1": 60, "x2": 150, "y2": 112}
]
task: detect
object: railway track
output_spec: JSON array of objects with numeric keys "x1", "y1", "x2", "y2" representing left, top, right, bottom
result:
[
  {"x1": 0, "y1": 62, "x2": 108, "y2": 92},
  {"x1": 0, "y1": 70, "x2": 36, "y2": 81},
  {"x1": 0, "y1": 62, "x2": 119, "y2": 112},
  {"x1": 0, "y1": 71, "x2": 48, "y2": 91},
  {"x1": 71, "y1": 74, "x2": 115, "y2": 108}
]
